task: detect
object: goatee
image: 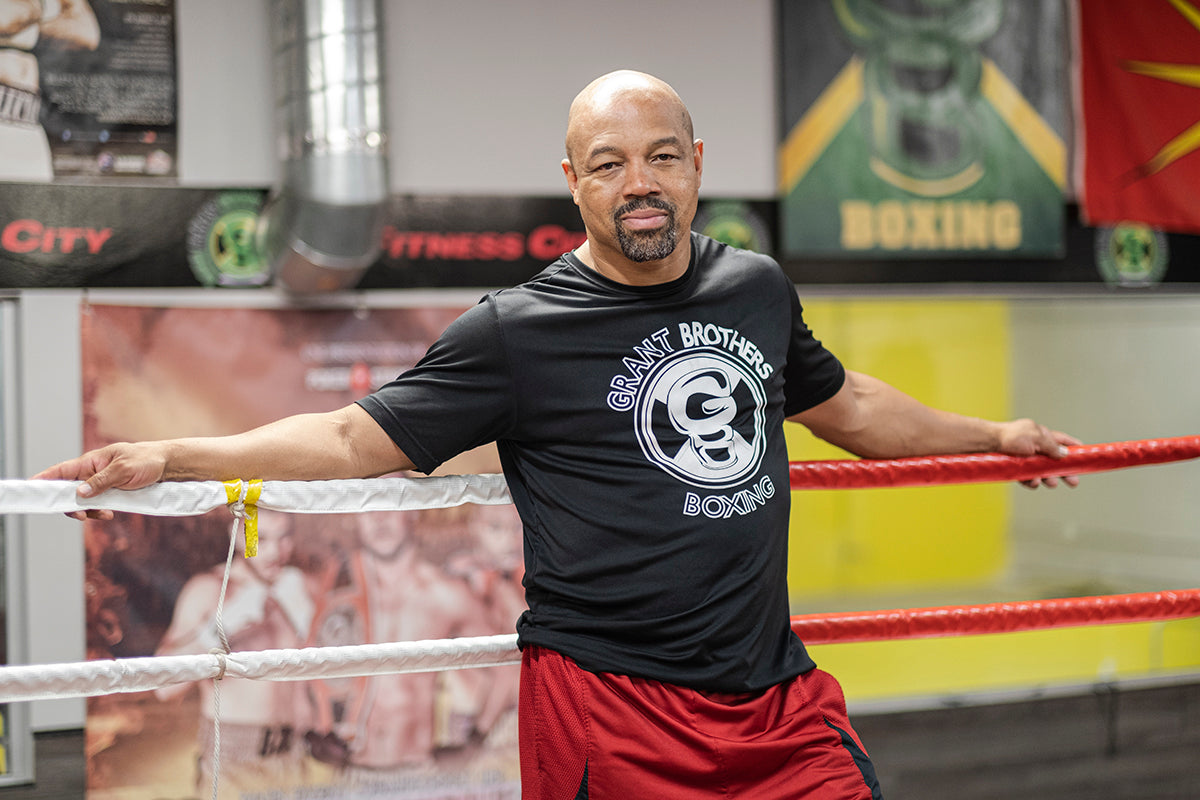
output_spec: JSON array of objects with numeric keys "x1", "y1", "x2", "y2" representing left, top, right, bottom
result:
[{"x1": 614, "y1": 198, "x2": 679, "y2": 262}]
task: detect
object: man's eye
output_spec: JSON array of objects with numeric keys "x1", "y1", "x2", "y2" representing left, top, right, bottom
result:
[{"x1": 595, "y1": 162, "x2": 618, "y2": 171}]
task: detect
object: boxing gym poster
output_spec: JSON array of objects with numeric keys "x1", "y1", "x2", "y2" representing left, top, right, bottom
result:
[
  {"x1": 81, "y1": 302, "x2": 523, "y2": 800},
  {"x1": 1075, "y1": 0, "x2": 1200, "y2": 236},
  {"x1": 778, "y1": 0, "x2": 1066, "y2": 259},
  {"x1": 0, "y1": 0, "x2": 177, "y2": 183}
]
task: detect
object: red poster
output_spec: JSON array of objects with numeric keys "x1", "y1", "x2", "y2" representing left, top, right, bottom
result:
[
  {"x1": 82, "y1": 303, "x2": 522, "y2": 799},
  {"x1": 1075, "y1": 0, "x2": 1200, "y2": 234}
]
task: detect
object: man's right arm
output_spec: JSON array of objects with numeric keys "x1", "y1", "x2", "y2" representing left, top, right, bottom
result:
[{"x1": 33, "y1": 404, "x2": 414, "y2": 516}]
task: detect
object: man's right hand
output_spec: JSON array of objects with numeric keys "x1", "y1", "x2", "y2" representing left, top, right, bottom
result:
[
  {"x1": 31, "y1": 405, "x2": 418, "y2": 521},
  {"x1": 32, "y1": 441, "x2": 171, "y2": 520}
]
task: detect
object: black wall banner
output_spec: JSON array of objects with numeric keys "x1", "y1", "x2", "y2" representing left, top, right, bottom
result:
[
  {"x1": 359, "y1": 195, "x2": 590, "y2": 290},
  {"x1": 783, "y1": 208, "x2": 1200, "y2": 288},
  {"x1": 0, "y1": 184, "x2": 776, "y2": 290},
  {"x1": 0, "y1": 182, "x2": 1196, "y2": 289},
  {"x1": 359, "y1": 196, "x2": 776, "y2": 290},
  {"x1": 0, "y1": 182, "x2": 239, "y2": 286},
  {"x1": 0, "y1": 182, "x2": 220, "y2": 287}
]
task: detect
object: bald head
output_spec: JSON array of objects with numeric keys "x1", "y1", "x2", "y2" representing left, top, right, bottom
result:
[{"x1": 565, "y1": 70, "x2": 694, "y2": 167}]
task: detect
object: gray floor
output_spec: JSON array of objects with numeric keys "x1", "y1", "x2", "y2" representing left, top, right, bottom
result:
[
  {"x1": 2, "y1": 680, "x2": 1196, "y2": 799},
  {"x1": 856, "y1": 679, "x2": 1200, "y2": 800},
  {"x1": 1, "y1": 731, "x2": 83, "y2": 799}
]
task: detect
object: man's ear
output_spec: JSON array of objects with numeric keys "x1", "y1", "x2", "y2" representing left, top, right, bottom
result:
[{"x1": 562, "y1": 158, "x2": 580, "y2": 203}]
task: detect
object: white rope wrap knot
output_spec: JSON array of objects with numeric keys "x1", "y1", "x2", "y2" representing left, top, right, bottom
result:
[
  {"x1": 208, "y1": 648, "x2": 229, "y2": 682},
  {"x1": 227, "y1": 479, "x2": 249, "y2": 516},
  {"x1": 227, "y1": 499, "x2": 246, "y2": 522}
]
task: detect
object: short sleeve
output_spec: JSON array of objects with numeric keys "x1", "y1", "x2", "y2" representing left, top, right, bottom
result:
[
  {"x1": 356, "y1": 297, "x2": 515, "y2": 474},
  {"x1": 781, "y1": 287, "x2": 845, "y2": 417}
]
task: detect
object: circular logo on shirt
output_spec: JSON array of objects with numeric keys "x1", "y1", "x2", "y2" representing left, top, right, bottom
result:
[{"x1": 634, "y1": 348, "x2": 767, "y2": 488}]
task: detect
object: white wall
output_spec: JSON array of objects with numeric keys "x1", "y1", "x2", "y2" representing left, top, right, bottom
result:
[
  {"x1": 1008, "y1": 297, "x2": 1200, "y2": 592},
  {"x1": 21, "y1": 0, "x2": 780, "y2": 731},
  {"x1": 173, "y1": 0, "x2": 274, "y2": 186},
  {"x1": 18, "y1": 292, "x2": 85, "y2": 730},
  {"x1": 379, "y1": 0, "x2": 778, "y2": 196},
  {"x1": 174, "y1": 0, "x2": 778, "y2": 196}
]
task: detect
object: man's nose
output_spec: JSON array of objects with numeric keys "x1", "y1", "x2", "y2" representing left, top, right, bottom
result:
[{"x1": 623, "y1": 160, "x2": 659, "y2": 196}]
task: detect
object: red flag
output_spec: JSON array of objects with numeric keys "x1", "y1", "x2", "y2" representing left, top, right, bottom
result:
[{"x1": 1075, "y1": 0, "x2": 1200, "y2": 234}]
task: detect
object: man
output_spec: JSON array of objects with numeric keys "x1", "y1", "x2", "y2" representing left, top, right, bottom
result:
[
  {"x1": 154, "y1": 509, "x2": 315, "y2": 797},
  {"x1": 304, "y1": 509, "x2": 512, "y2": 782},
  {"x1": 0, "y1": 0, "x2": 99, "y2": 181},
  {"x1": 39, "y1": 70, "x2": 1077, "y2": 799}
]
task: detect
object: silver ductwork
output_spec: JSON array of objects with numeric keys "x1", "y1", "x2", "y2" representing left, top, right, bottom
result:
[{"x1": 260, "y1": 0, "x2": 389, "y2": 294}]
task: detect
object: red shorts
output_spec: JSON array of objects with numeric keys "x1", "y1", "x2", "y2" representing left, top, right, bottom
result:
[{"x1": 519, "y1": 645, "x2": 882, "y2": 799}]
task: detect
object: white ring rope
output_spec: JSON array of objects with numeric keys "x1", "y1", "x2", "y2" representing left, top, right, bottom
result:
[
  {"x1": 0, "y1": 473, "x2": 521, "y2": 707},
  {"x1": 0, "y1": 474, "x2": 512, "y2": 515},
  {"x1": 0, "y1": 635, "x2": 522, "y2": 704}
]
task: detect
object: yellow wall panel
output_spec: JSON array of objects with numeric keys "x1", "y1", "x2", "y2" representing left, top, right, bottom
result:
[
  {"x1": 787, "y1": 299, "x2": 1012, "y2": 599},
  {"x1": 785, "y1": 298, "x2": 1200, "y2": 700}
]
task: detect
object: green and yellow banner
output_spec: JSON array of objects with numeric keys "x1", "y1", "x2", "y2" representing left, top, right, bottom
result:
[{"x1": 778, "y1": 0, "x2": 1065, "y2": 259}]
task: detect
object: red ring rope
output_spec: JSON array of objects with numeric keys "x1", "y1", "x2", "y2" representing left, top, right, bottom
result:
[
  {"x1": 790, "y1": 588, "x2": 1200, "y2": 644},
  {"x1": 785, "y1": 437, "x2": 1200, "y2": 642},
  {"x1": 788, "y1": 436, "x2": 1200, "y2": 490}
]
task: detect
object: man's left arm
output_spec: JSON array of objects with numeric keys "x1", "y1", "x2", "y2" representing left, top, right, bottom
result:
[{"x1": 789, "y1": 369, "x2": 1080, "y2": 488}]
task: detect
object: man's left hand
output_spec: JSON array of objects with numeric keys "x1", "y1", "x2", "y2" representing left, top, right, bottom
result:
[{"x1": 997, "y1": 418, "x2": 1082, "y2": 489}]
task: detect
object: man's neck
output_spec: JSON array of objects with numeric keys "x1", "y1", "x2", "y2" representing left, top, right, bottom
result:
[{"x1": 574, "y1": 238, "x2": 691, "y2": 286}]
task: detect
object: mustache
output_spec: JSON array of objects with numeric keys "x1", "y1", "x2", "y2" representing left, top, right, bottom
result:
[{"x1": 614, "y1": 197, "x2": 676, "y2": 219}]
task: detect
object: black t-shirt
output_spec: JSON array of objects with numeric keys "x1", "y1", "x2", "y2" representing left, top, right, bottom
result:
[{"x1": 359, "y1": 233, "x2": 845, "y2": 692}]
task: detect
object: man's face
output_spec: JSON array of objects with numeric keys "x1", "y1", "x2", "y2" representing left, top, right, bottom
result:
[
  {"x1": 357, "y1": 511, "x2": 411, "y2": 560},
  {"x1": 564, "y1": 90, "x2": 703, "y2": 267}
]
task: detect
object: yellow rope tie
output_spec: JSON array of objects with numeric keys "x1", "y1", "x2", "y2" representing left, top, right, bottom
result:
[{"x1": 222, "y1": 479, "x2": 263, "y2": 557}]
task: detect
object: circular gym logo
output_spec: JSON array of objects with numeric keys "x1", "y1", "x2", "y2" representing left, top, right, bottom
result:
[
  {"x1": 1095, "y1": 222, "x2": 1168, "y2": 288},
  {"x1": 693, "y1": 200, "x2": 772, "y2": 254},
  {"x1": 634, "y1": 348, "x2": 767, "y2": 488},
  {"x1": 186, "y1": 192, "x2": 271, "y2": 287}
]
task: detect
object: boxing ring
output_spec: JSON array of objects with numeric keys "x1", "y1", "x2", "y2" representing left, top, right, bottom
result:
[
  {"x1": 1, "y1": 436, "x2": 1199, "y2": 796},
  {"x1": 0, "y1": 436, "x2": 1197, "y2": 702}
]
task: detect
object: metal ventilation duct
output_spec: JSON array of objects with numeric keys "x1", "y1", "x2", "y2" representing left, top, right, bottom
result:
[{"x1": 261, "y1": 0, "x2": 389, "y2": 294}]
